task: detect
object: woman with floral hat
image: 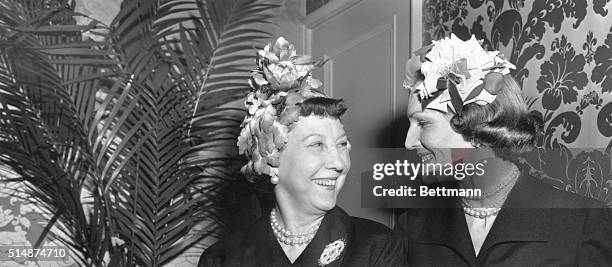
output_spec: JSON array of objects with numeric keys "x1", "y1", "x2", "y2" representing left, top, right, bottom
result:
[
  {"x1": 395, "y1": 34, "x2": 612, "y2": 265},
  {"x1": 198, "y1": 37, "x2": 405, "y2": 267}
]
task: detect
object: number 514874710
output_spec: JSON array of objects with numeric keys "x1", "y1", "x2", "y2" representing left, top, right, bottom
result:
[{"x1": 2, "y1": 247, "x2": 67, "y2": 261}]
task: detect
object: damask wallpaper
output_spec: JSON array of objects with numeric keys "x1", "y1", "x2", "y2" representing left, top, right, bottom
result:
[
  {"x1": 423, "y1": 0, "x2": 612, "y2": 206},
  {"x1": 0, "y1": 182, "x2": 76, "y2": 266}
]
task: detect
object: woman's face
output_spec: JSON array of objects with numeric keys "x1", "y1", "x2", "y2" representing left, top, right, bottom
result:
[
  {"x1": 276, "y1": 115, "x2": 351, "y2": 216},
  {"x1": 404, "y1": 92, "x2": 472, "y2": 171}
]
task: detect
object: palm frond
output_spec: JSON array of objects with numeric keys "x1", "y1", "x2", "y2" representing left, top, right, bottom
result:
[
  {"x1": 97, "y1": 0, "x2": 277, "y2": 265},
  {"x1": 0, "y1": 1, "x2": 113, "y2": 265},
  {"x1": 1, "y1": 0, "x2": 278, "y2": 266}
]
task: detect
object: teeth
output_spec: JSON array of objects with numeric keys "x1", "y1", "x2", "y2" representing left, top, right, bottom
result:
[
  {"x1": 313, "y1": 179, "x2": 336, "y2": 186},
  {"x1": 421, "y1": 154, "x2": 435, "y2": 162}
]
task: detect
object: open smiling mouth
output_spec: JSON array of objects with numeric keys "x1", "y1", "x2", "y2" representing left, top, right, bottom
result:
[
  {"x1": 418, "y1": 152, "x2": 435, "y2": 163},
  {"x1": 312, "y1": 178, "x2": 337, "y2": 190}
]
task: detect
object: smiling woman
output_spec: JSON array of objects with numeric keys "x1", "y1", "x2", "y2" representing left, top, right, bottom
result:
[
  {"x1": 276, "y1": 101, "x2": 350, "y2": 216},
  {"x1": 395, "y1": 34, "x2": 612, "y2": 266},
  {"x1": 198, "y1": 37, "x2": 406, "y2": 266}
]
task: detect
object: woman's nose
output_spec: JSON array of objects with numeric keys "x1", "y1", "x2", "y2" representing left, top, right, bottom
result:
[
  {"x1": 404, "y1": 125, "x2": 421, "y2": 149},
  {"x1": 325, "y1": 148, "x2": 346, "y2": 172}
]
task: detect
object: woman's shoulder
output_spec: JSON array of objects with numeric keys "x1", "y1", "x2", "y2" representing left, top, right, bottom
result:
[
  {"x1": 522, "y1": 174, "x2": 606, "y2": 208},
  {"x1": 327, "y1": 206, "x2": 393, "y2": 235},
  {"x1": 326, "y1": 207, "x2": 406, "y2": 266},
  {"x1": 200, "y1": 228, "x2": 248, "y2": 257},
  {"x1": 198, "y1": 216, "x2": 268, "y2": 266},
  {"x1": 349, "y1": 216, "x2": 393, "y2": 235}
]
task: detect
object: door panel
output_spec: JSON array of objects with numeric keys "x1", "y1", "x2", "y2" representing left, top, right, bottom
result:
[{"x1": 307, "y1": 0, "x2": 412, "y2": 226}]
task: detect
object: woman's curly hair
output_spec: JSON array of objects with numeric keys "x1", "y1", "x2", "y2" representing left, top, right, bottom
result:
[{"x1": 450, "y1": 76, "x2": 543, "y2": 158}]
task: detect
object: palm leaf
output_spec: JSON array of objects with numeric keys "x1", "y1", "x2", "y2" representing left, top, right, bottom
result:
[
  {"x1": 0, "y1": 0, "x2": 115, "y2": 265},
  {"x1": 1, "y1": 0, "x2": 278, "y2": 266},
  {"x1": 99, "y1": 0, "x2": 277, "y2": 265}
]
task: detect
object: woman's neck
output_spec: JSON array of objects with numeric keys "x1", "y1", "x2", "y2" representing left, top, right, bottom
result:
[
  {"x1": 478, "y1": 158, "x2": 516, "y2": 187},
  {"x1": 461, "y1": 151, "x2": 520, "y2": 207},
  {"x1": 274, "y1": 203, "x2": 325, "y2": 233}
]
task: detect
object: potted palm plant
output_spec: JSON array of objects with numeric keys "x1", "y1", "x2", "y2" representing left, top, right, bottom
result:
[{"x1": 0, "y1": 0, "x2": 278, "y2": 265}]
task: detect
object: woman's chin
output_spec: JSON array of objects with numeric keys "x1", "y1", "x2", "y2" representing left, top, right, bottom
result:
[{"x1": 314, "y1": 199, "x2": 337, "y2": 212}]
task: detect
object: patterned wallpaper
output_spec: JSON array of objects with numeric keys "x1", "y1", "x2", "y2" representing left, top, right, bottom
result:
[
  {"x1": 423, "y1": 0, "x2": 612, "y2": 206},
  {"x1": 0, "y1": 182, "x2": 75, "y2": 266}
]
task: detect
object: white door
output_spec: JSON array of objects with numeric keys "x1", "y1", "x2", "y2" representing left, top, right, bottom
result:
[{"x1": 305, "y1": 0, "x2": 416, "y2": 226}]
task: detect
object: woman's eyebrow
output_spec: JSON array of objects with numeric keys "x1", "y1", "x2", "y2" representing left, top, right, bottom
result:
[
  {"x1": 407, "y1": 110, "x2": 421, "y2": 119},
  {"x1": 414, "y1": 109, "x2": 444, "y2": 120},
  {"x1": 411, "y1": 112, "x2": 429, "y2": 120},
  {"x1": 300, "y1": 133, "x2": 323, "y2": 141},
  {"x1": 335, "y1": 134, "x2": 347, "y2": 141}
]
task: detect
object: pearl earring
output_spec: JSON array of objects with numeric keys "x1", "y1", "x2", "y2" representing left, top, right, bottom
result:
[
  {"x1": 270, "y1": 174, "x2": 279, "y2": 185},
  {"x1": 270, "y1": 168, "x2": 279, "y2": 185},
  {"x1": 471, "y1": 139, "x2": 481, "y2": 148}
]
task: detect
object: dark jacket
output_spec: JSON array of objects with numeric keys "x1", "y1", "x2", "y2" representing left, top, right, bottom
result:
[
  {"x1": 395, "y1": 173, "x2": 612, "y2": 266},
  {"x1": 199, "y1": 206, "x2": 406, "y2": 266}
]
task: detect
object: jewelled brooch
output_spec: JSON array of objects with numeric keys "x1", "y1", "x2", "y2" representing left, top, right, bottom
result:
[{"x1": 318, "y1": 239, "x2": 345, "y2": 266}]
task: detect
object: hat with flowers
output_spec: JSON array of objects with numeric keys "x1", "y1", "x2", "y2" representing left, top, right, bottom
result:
[
  {"x1": 403, "y1": 34, "x2": 515, "y2": 114},
  {"x1": 237, "y1": 37, "x2": 327, "y2": 181}
]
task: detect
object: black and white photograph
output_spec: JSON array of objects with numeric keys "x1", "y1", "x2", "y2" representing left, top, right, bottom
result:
[{"x1": 0, "y1": 0, "x2": 611, "y2": 266}]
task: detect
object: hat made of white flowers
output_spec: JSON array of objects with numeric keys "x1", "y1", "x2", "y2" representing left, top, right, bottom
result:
[{"x1": 403, "y1": 34, "x2": 515, "y2": 114}]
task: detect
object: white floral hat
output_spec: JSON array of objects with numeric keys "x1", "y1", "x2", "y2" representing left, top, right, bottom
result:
[{"x1": 403, "y1": 34, "x2": 515, "y2": 114}]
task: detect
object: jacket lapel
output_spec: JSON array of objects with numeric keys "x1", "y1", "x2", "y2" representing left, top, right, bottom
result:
[
  {"x1": 415, "y1": 172, "x2": 552, "y2": 264},
  {"x1": 416, "y1": 205, "x2": 478, "y2": 264},
  {"x1": 294, "y1": 206, "x2": 352, "y2": 266},
  {"x1": 250, "y1": 213, "x2": 292, "y2": 266},
  {"x1": 478, "y1": 173, "x2": 549, "y2": 256}
]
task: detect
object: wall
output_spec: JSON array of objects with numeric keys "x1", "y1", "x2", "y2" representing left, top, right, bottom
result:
[{"x1": 422, "y1": 0, "x2": 612, "y2": 206}]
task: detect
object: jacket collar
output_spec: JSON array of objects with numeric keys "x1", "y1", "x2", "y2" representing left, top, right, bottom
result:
[
  {"x1": 416, "y1": 172, "x2": 549, "y2": 262},
  {"x1": 416, "y1": 203, "x2": 478, "y2": 263},
  {"x1": 250, "y1": 206, "x2": 353, "y2": 266},
  {"x1": 479, "y1": 171, "x2": 549, "y2": 254},
  {"x1": 292, "y1": 206, "x2": 353, "y2": 266}
]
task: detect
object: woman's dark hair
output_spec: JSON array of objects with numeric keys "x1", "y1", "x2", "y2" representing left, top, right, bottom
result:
[
  {"x1": 297, "y1": 97, "x2": 347, "y2": 118},
  {"x1": 450, "y1": 76, "x2": 542, "y2": 158}
]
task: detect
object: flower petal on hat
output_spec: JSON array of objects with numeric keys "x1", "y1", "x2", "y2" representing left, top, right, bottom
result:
[
  {"x1": 464, "y1": 89, "x2": 496, "y2": 106},
  {"x1": 482, "y1": 72, "x2": 505, "y2": 95},
  {"x1": 422, "y1": 73, "x2": 442, "y2": 98},
  {"x1": 425, "y1": 90, "x2": 452, "y2": 113},
  {"x1": 293, "y1": 55, "x2": 312, "y2": 65},
  {"x1": 307, "y1": 77, "x2": 323, "y2": 89}
]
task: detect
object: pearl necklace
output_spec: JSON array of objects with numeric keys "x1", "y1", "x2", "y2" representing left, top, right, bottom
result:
[
  {"x1": 270, "y1": 209, "x2": 321, "y2": 246},
  {"x1": 461, "y1": 167, "x2": 519, "y2": 218},
  {"x1": 461, "y1": 164, "x2": 520, "y2": 200},
  {"x1": 461, "y1": 198, "x2": 501, "y2": 219},
  {"x1": 461, "y1": 165, "x2": 521, "y2": 218}
]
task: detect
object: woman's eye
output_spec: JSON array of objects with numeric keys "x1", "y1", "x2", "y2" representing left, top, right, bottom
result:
[
  {"x1": 338, "y1": 141, "x2": 349, "y2": 148},
  {"x1": 309, "y1": 141, "x2": 324, "y2": 148},
  {"x1": 418, "y1": 120, "x2": 429, "y2": 127}
]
